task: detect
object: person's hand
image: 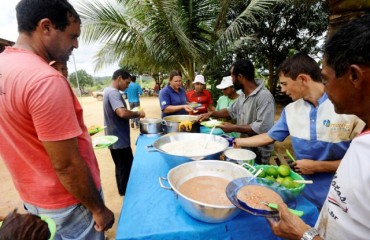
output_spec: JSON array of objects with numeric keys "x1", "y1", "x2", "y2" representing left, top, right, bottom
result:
[
  {"x1": 137, "y1": 110, "x2": 146, "y2": 118},
  {"x1": 233, "y1": 138, "x2": 242, "y2": 148},
  {"x1": 266, "y1": 202, "x2": 310, "y2": 240},
  {"x1": 218, "y1": 122, "x2": 234, "y2": 133},
  {"x1": 197, "y1": 112, "x2": 212, "y2": 122},
  {"x1": 93, "y1": 206, "x2": 115, "y2": 232},
  {"x1": 290, "y1": 159, "x2": 316, "y2": 175},
  {"x1": 183, "y1": 105, "x2": 193, "y2": 113}
]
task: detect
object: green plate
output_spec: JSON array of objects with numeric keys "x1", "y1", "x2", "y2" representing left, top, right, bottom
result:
[
  {"x1": 88, "y1": 125, "x2": 106, "y2": 136},
  {"x1": 92, "y1": 135, "x2": 118, "y2": 149}
]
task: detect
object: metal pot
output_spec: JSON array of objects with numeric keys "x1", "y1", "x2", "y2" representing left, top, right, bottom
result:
[
  {"x1": 159, "y1": 160, "x2": 253, "y2": 223},
  {"x1": 162, "y1": 115, "x2": 200, "y2": 133},
  {"x1": 224, "y1": 148, "x2": 256, "y2": 166},
  {"x1": 140, "y1": 118, "x2": 163, "y2": 134},
  {"x1": 146, "y1": 133, "x2": 229, "y2": 168}
]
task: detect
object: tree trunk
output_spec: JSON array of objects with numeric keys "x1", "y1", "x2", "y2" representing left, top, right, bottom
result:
[{"x1": 267, "y1": 56, "x2": 275, "y2": 94}]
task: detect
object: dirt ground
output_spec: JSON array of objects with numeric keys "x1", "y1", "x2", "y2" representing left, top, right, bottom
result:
[
  {"x1": 0, "y1": 96, "x2": 290, "y2": 239},
  {"x1": 0, "y1": 96, "x2": 162, "y2": 239}
]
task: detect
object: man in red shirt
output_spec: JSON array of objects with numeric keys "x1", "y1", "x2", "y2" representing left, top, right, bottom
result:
[
  {"x1": 186, "y1": 75, "x2": 215, "y2": 114},
  {"x1": 0, "y1": 0, "x2": 114, "y2": 238}
]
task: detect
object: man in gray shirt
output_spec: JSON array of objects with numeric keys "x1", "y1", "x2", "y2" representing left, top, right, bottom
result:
[
  {"x1": 199, "y1": 59, "x2": 275, "y2": 164},
  {"x1": 103, "y1": 69, "x2": 145, "y2": 195}
]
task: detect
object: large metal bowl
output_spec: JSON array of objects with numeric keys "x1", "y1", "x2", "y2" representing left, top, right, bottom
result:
[
  {"x1": 162, "y1": 115, "x2": 200, "y2": 133},
  {"x1": 147, "y1": 133, "x2": 229, "y2": 168},
  {"x1": 159, "y1": 160, "x2": 253, "y2": 223}
]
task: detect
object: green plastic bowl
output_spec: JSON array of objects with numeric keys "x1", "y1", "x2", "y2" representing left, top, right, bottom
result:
[{"x1": 247, "y1": 164, "x2": 305, "y2": 197}]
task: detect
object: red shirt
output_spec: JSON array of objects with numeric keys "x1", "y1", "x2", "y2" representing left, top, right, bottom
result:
[
  {"x1": 0, "y1": 47, "x2": 101, "y2": 209},
  {"x1": 186, "y1": 89, "x2": 212, "y2": 114}
]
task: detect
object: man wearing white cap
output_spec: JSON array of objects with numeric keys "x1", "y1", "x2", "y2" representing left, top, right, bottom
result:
[
  {"x1": 215, "y1": 76, "x2": 239, "y2": 111},
  {"x1": 215, "y1": 76, "x2": 240, "y2": 138},
  {"x1": 186, "y1": 75, "x2": 215, "y2": 114}
]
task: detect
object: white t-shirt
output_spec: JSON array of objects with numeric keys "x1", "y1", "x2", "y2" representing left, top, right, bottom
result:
[{"x1": 315, "y1": 130, "x2": 370, "y2": 239}]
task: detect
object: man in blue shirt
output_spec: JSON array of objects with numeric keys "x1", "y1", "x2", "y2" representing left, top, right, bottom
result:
[
  {"x1": 234, "y1": 53, "x2": 364, "y2": 209},
  {"x1": 126, "y1": 75, "x2": 143, "y2": 128}
]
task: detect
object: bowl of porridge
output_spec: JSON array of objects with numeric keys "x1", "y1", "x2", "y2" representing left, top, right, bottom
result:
[
  {"x1": 147, "y1": 133, "x2": 229, "y2": 168},
  {"x1": 226, "y1": 177, "x2": 299, "y2": 217},
  {"x1": 159, "y1": 160, "x2": 253, "y2": 223}
]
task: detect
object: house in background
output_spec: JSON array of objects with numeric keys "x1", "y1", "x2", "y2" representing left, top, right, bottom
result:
[{"x1": 0, "y1": 38, "x2": 14, "y2": 52}]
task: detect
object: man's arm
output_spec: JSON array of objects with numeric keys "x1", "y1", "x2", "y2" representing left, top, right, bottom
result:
[
  {"x1": 293, "y1": 159, "x2": 341, "y2": 175},
  {"x1": 267, "y1": 202, "x2": 321, "y2": 240},
  {"x1": 198, "y1": 108, "x2": 230, "y2": 121},
  {"x1": 115, "y1": 107, "x2": 145, "y2": 119},
  {"x1": 219, "y1": 122, "x2": 258, "y2": 135},
  {"x1": 208, "y1": 104, "x2": 216, "y2": 112},
  {"x1": 43, "y1": 139, "x2": 114, "y2": 232},
  {"x1": 234, "y1": 133, "x2": 275, "y2": 147}
]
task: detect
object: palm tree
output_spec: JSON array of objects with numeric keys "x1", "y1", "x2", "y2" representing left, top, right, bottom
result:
[
  {"x1": 294, "y1": 0, "x2": 370, "y2": 38},
  {"x1": 75, "y1": 0, "x2": 280, "y2": 87}
]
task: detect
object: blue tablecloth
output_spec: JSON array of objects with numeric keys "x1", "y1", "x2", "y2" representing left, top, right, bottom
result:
[{"x1": 116, "y1": 135, "x2": 319, "y2": 240}]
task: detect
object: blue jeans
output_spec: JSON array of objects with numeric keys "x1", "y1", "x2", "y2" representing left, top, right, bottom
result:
[
  {"x1": 129, "y1": 102, "x2": 140, "y2": 127},
  {"x1": 23, "y1": 193, "x2": 105, "y2": 240}
]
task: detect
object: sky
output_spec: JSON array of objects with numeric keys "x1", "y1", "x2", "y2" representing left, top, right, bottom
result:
[{"x1": 0, "y1": 0, "x2": 119, "y2": 77}]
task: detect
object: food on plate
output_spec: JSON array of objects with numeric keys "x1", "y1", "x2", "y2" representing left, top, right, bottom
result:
[
  {"x1": 188, "y1": 102, "x2": 202, "y2": 109},
  {"x1": 92, "y1": 138, "x2": 112, "y2": 147},
  {"x1": 131, "y1": 106, "x2": 143, "y2": 112},
  {"x1": 160, "y1": 139, "x2": 225, "y2": 156},
  {"x1": 237, "y1": 185, "x2": 283, "y2": 211},
  {"x1": 179, "y1": 176, "x2": 233, "y2": 206},
  {"x1": 88, "y1": 125, "x2": 104, "y2": 135},
  {"x1": 200, "y1": 119, "x2": 223, "y2": 128},
  {"x1": 92, "y1": 135, "x2": 118, "y2": 149}
]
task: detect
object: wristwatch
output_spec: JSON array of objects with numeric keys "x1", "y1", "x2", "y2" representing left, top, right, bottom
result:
[{"x1": 301, "y1": 228, "x2": 319, "y2": 240}]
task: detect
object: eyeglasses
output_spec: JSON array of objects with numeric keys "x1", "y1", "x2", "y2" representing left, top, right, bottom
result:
[{"x1": 0, "y1": 215, "x2": 56, "y2": 240}]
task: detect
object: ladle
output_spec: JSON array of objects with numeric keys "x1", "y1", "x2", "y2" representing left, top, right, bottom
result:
[{"x1": 203, "y1": 125, "x2": 216, "y2": 149}]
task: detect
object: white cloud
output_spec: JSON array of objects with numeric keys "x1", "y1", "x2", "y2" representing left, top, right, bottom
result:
[{"x1": 0, "y1": 0, "x2": 118, "y2": 77}]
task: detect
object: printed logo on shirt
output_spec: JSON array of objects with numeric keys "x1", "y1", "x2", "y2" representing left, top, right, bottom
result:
[
  {"x1": 161, "y1": 101, "x2": 167, "y2": 106},
  {"x1": 323, "y1": 119, "x2": 331, "y2": 127},
  {"x1": 323, "y1": 119, "x2": 352, "y2": 133},
  {"x1": 328, "y1": 174, "x2": 348, "y2": 213}
]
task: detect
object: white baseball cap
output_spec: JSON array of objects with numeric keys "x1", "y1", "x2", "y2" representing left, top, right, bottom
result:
[
  {"x1": 216, "y1": 76, "x2": 233, "y2": 89},
  {"x1": 192, "y1": 75, "x2": 206, "y2": 84}
]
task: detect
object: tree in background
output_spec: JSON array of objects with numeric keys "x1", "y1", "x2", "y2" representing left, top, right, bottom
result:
[
  {"x1": 69, "y1": 70, "x2": 94, "y2": 95},
  {"x1": 75, "y1": 0, "x2": 280, "y2": 87},
  {"x1": 233, "y1": 1, "x2": 328, "y2": 95},
  {"x1": 204, "y1": 0, "x2": 327, "y2": 101}
]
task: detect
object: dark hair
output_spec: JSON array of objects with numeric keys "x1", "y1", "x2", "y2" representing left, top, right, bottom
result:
[
  {"x1": 0, "y1": 211, "x2": 50, "y2": 240},
  {"x1": 231, "y1": 59, "x2": 255, "y2": 81},
  {"x1": 277, "y1": 53, "x2": 322, "y2": 82},
  {"x1": 131, "y1": 75, "x2": 137, "y2": 82},
  {"x1": 324, "y1": 14, "x2": 370, "y2": 78},
  {"x1": 169, "y1": 70, "x2": 182, "y2": 81},
  {"x1": 16, "y1": 0, "x2": 81, "y2": 33},
  {"x1": 112, "y1": 69, "x2": 131, "y2": 80}
]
